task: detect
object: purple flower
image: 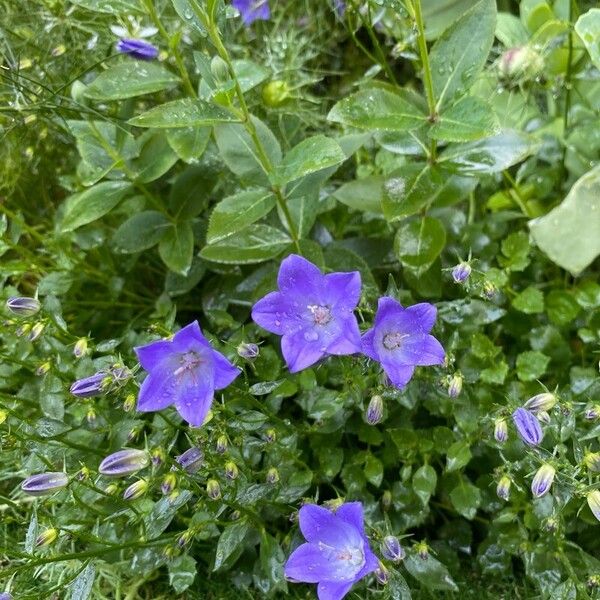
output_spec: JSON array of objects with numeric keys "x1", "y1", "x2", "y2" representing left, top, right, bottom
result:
[
  {"x1": 451, "y1": 262, "x2": 471, "y2": 283},
  {"x1": 175, "y1": 447, "x2": 204, "y2": 473},
  {"x1": 366, "y1": 395, "x2": 383, "y2": 425},
  {"x1": 512, "y1": 407, "x2": 543, "y2": 446},
  {"x1": 116, "y1": 39, "x2": 158, "y2": 60},
  {"x1": 70, "y1": 372, "x2": 106, "y2": 397},
  {"x1": 98, "y1": 449, "x2": 150, "y2": 477},
  {"x1": 6, "y1": 296, "x2": 40, "y2": 316},
  {"x1": 494, "y1": 418, "x2": 508, "y2": 443},
  {"x1": 232, "y1": 0, "x2": 270, "y2": 25},
  {"x1": 531, "y1": 464, "x2": 555, "y2": 498},
  {"x1": 21, "y1": 472, "x2": 69, "y2": 496},
  {"x1": 362, "y1": 297, "x2": 445, "y2": 388},
  {"x1": 285, "y1": 502, "x2": 378, "y2": 600},
  {"x1": 0, "y1": 592, "x2": 13, "y2": 600},
  {"x1": 251, "y1": 255, "x2": 362, "y2": 373},
  {"x1": 134, "y1": 321, "x2": 240, "y2": 427},
  {"x1": 381, "y1": 535, "x2": 405, "y2": 562}
]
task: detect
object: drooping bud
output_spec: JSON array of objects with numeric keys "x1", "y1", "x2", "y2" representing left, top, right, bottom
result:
[
  {"x1": 21, "y1": 472, "x2": 69, "y2": 496},
  {"x1": 35, "y1": 528, "x2": 58, "y2": 547},
  {"x1": 237, "y1": 342, "x2": 259, "y2": 361},
  {"x1": 224, "y1": 461, "x2": 239, "y2": 480},
  {"x1": 151, "y1": 448, "x2": 164, "y2": 467},
  {"x1": 585, "y1": 405, "x2": 600, "y2": 420},
  {"x1": 36, "y1": 361, "x2": 51, "y2": 376},
  {"x1": 512, "y1": 407, "x2": 543, "y2": 446},
  {"x1": 161, "y1": 473, "x2": 177, "y2": 495},
  {"x1": 483, "y1": 281, "x2": 496, "y2": 299},
  {"x1": 531, "y1": 464, "x2": 555, "y2": 498},
  {"x1": 494, "y1": 418, "x2": 508, "y2": 443},
  {"x1": 587, "y1": 490, "x2": 600, "y2": 522},
  {"x1": 216, "y1": 435, "x2": 228, "y2": 454},
  {"x1": 175, "y1": 447, "x2": 204, "y2": 474},
  {"x1": 6, "y1": 296, "x2": 40, "y2": 317},
  {"x1": 496, "y1": 475, "x2": 511, "y2": 501},
  {"x1": 123, "y1": 479, "x2": 148, "y2": 501},
  {"x1": 70, "y1": 372, "x2": 106, "y2": 398},
  {"x1": 585, "y1": 452, "x2": 600, "y2": 472},
  {"x1": 375, "y1": 562, "x2": 389, "y2": 585},
  {"x1": 415, "y1": 541, "x2": 429, "y2": 560},
  {"x1": 381, "y1": 490, "x2": 392, "y2": 511},
  {"x1": 266, "y1": 467, "x2": 280, "y2": 484},
  {"x1": 451, "y1": 262, "x2": 471, "y2": 284},
  {"x1": 28, "y1": 322, "x2": 45, "y2": 342},
  {"x1": 381, "y1": 535, "x2": 405, "y2": 562},
  {"x1": 206, "y1": 479, "x2": 221, "y2": 500},
  {"x1": 524, "y1": 393, "x2": 557, "y2": 413},
  {"x1": 264, "y1": 428, "x2": 277, "y2": 443},
  {"x1": 448, "y1": 373, "x2": 463, "y2": 398},
  {"x1": 98, "y1": 449, "x2": 150, "y2": 477},
  {"x1": 366, "y1": 395, "x2": 384, "y2": 425},
  {"x1": 73, "y1": 338, "x2": 89, "y2": 359}
]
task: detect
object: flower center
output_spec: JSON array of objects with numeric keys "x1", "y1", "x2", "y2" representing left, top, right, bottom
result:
[
  {"x1": 382, "y1": 331, "x2": 408, "y2": 350},
  {"x1": 173, "y1": 351, "x2": 202, "y2": 378},
  {"x1": 336, "y1": 546, "x2": 365, "y2": 566},
  {"x1": 307, "y1": 304, "x2": 332, "y2": 326}
]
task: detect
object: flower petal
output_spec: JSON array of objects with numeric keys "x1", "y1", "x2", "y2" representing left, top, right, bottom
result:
[
  {"x1": 404, "y1": 302, "x2": 437, "y2": 333},
  {"x1": 373, "y1": 296, "x2": 404, "y2": 326},
  {"x1": 281, "y1": 330, "x2": 326, "y2": 373},
  {"x1": 285, "y1": 543, "x2": 342, "y2": 583},
  {"x1": 252, "y1": 291, "x2": 303, "y2": 335},
  {"x1": 134, "y1": 339, "x2": 173, "y2": 371},
  {"x1": 325, "y1": 316, "x2": 362, "y2": 356},
  {"x1": 323, "y1": 271, "x2": 361, "y2": 311},
  {"x1": 172, "y1": 321, "x2": 211, "y2": 353},
  {"x1": 361, "y1": 328, "x2": 379, "y2": 361},
  {"x1": 211, "y1": 350, "x2": 240, "y2": 389},
  {"x1": 380, "y1": 358, "x2": 415, "y2": 388},
  {"x1": 174, "y1": 371, "x2": 214, "y2": 426},
  {"x1": 396, "y1": 333, "x2": 445, "y2": 366},
  {"x1": 298, "y1": 504, "x2": 362, "y2": 548},
  {"x1": 137, "y1": 371, "x2": 177, "y2": 412},
  {"x1": 335, "y1": 502, "x2": 366, "y2": 536},
  {"x1": 277, "y1": 254, "x2": 323, "y2": 297},
  {"x1": 317, "y1": 581, "x2": 354, "y2": 600},
  {"x1": 356, "y1": 544, "x2": 379, "y2": 579}
]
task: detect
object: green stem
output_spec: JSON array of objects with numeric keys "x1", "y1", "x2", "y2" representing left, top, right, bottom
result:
[
  {"x1": 561, "y1": 0, "x2": 575, "y2": 179},
  {"x1": 502, "y1": 170, "x2": 530, "y2": 217}
]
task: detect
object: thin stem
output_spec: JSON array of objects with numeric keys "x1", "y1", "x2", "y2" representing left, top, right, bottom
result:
[
  {"x1": 502, "y1": 170, "x2": 530, "y2": 217},
  {"x1": 561, "y1": 0, "x2": 575, "y2": 179}
]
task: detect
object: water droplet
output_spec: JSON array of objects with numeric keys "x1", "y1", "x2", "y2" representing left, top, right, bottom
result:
[{"x1": 304, "y1": 330, "x2": 319, "y2": 342}]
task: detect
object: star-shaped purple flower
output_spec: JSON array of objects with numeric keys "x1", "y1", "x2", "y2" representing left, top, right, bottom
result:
[
  {"x1": 251, "y1": 254, "x2": 362, "y2": 373},
  {"x1": 134, "y1": 321, "x2": 240, "y2": 426},
  {"x1": 285, "y1": 502, "x2": 378, "y2": 600},
  {"x1": 362, "y1": 297, "x2": 445, "y2": 388},
  {"x1": 232, "y1": 0, "x2": 270, "y2": 25}
]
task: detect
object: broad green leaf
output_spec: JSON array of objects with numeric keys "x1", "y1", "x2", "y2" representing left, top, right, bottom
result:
[
  {"x1": 85, "y1": 62, "x2": 179, "y2": 100},
  {"x1": 69, "y1": 0, "x2": 141, "y2": 13},
  {"x1": 112, "y1": 211, "x2": 170, "y2": 253},
  {"x1": 430, "y1": 0, "x2": 497, "y2": 109},
  {"x1": 394, "y1": 217, "x2": 446, "y2": 276},
  {"x1": 520, "y1": 0, "x2": 553, "y2": 33},
  {"x1": 274, "y1": 135, "x2": 345, "y2": 185},
  {"x1": 207, "y1": 189, "x2": 276, "y2": 243},
  {"x1": 404, "y1": 554, "x2": 458, "y2": 591},
  {"x1": 529, "y1": 165, "x2": 600, "y2": 275},
  {"x1": 499, "y1": 231, "x2": 530, "y2": 271},
  {"x1": 131, "y1": 131, "x2": 178, "y2": 183},
  {"x1": 158, "y1": 222, "x2": 194, "y2": 275},
  {"x1": 546, "y1": 290, "x2": 580, "y2": 326},
  {"x1": 328, "y1": 88, "x2": 427, "y2": 131},
  {"x1": 199, "y1": 59, "x2": 269, "y2": 98},
  {"x1": 449, "y1": 480, "x2": 481, "y2": 520},
  {"x1": 171, "y1": 0, "x2": 206, "y2": 35},
  {"x1": 168, "y1": 555, "x2": 197, "y2": 593},
  {"x1": 61, "y1": 181, "x2": 132, "y2": 232},
  {"x1": 496, "y1": 12, "x2": 529, "y2": 47},
  {"x1": 259, "y1": 532, "x2": 286, "y2": 592},
  {"x1": 516, "y1": 350, "x2": 550, "y2": 381},
  {"x1": 440, "y1": 130, "x2": 537, "y2": 174},
  {"x1": 430, "y1": 96, "x2": 499, "y2": 142},
  {"x1": 446, "y1": 440, "x2": 471, "y2": 472},
  {"x1": 387, "y1": 571, "x2": 412, "y2": 599},
  {"x1": 166, "y1": 126, "x2": 211, "y2": 163},
  {"x1": 575, "y1": 9, "x2": 600, "y2": 69},
  {"x1": 213, "y1": 520, "x2": 251, "y2": 571},
  {"x1": 129, "y1": 98, "x2": 238, "y2": 128},
  {"x1": 421, "y1": 0, "x2": 479, "y2": 40},
  {"x1": 279, "y1": 194, "x2": 319, "y2": 239},
  {"x1": 68, "y1": 563, "x2": 96, "y2": 600},
  {"x1": 169, "y1": 164, "x2": 216, "y2": 219},
  {"x1": 333, "y1": 176, "x2": 384, "y2": 213},
  {"x1": 512, "y1": 286, "x2": 544, "y2": 314},
  {"x1": 413, "y1": 464, "x2": 437, "y2": 506},
  {"x1": 364, "y1": 454, "x2": 383, "y2": 487},
  {"x1": 200, "y1": 224, "x2": 290, "y2": 264}
]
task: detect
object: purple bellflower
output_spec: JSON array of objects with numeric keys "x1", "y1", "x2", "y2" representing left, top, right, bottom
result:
[
  {"x1": 21, "y1": 472, "x2": 69, "y2": 496},
  {"x1": 285, "y1": 502, "x2": 378, "y2": 600},
  {"x1": 134, "y1": 321, "x2": 240, "y2": 427},
  {"x1": 251, "y1": 255, "x2": 362, "y2": 373},
  {"x1": 6, "y1": 296, "x2": 41, "y2": 316},
  {"x1": 116, "y1": 39, "x2": 158, "y2": 60},
  {"x1": 232, "y1": 0, "x2": 270, "y2": 25},
  {"x1": 512, "y1": 407, "x2": 543, "y2": 446},
  {"x1": 362, "y1": 297, "x2": 445, "y2": 388}
]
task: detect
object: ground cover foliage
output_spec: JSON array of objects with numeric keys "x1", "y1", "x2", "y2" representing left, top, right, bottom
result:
[{"x1": 1, "y1": 0, "x2": 600, "y2": 598}]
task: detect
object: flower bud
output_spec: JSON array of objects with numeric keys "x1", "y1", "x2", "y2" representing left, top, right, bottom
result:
[
  {"x1": 448, "y1": 373, "x2": 463, "y2": 398},
  {"x1": 110, "y1": 364, "x2": 131, "y2": 383},
  {"x1": 323, "y1": 497, "x2": 344, "y2": 511},
  {"x1": 496, "y1": 475, "x2": 511, "y2": 501},
  {"x1": 451, "y1": 262, "x2": 471, "y2": 284},
  {"x1": 16, "y1": 323, "x2": 31, "y2": 337},
  {"x1": 177, "y1": 529, "x2": 194, "y2": 548},
  {"x1": 175, "y1": 447, "x2": 203, "y2": 474},
  {"x1": 585, "y1": 405, "x2": 600, "y2": 420},
  {"x1": 512, "y1": 407, "x2": 543, "y2": 446},
  {"x1": 216, "y1": 435, "x2": 228, "y2": 454},
  {"x1": 587, "y1": 490, "x2": 600, "y2": 522},
  {"x1": 52, "y1": 44, "x2": 66, "y2": 57},
  {"x1": 86, "y1": 407, "x2": 96, "y2": 425},
  {"x1": 375, "y1": 562, "x2": 389, "y2": 585},
  {"x1": 230, "y1": 510, "x2": 241, "y2": 520},
  {"x1": 531, "y1": 464, "x2": 555, "y2": 498},
  {"x1": 0, "y1": 410, "x2": 6, "y2": 425},
  {"x1": 105, "y1": 483, "x2": 119, "y2": 495},
  {"x1": 161, "y1": 473, "x2": 177, "y2": 496},
  {"x1": 266, "y1": 467, "x2": 280, "y2": 484},
  {"x1": 36, "y1": 361, "x2": 51, "y2": 376},
  {"x1": 0, "y1": 592, "x2": 13, "y2": 600},
  {"x1": 498, "y1": 46, "x2": 544, "y2": 80},
  {"x1": 237, "y1": 342, "x2": 259, "y2": 361},
  {"x1": 98, "y1": 449, "x2": 150, "y2": 477},
  {"x1": 73, "y1": 338, "x2": 88, "y2": 358},
  {"x1": 415, "y1": 541, "x2": 429, "y2": 560},
  {"x1": 28, "y1": 322, "x2": 45, "y2": 342},
  {"x1": 76, "y1": 467, "x2": 90, "y2": 481},
  {"x1": 381, "y1": 490, "x2": 392, "y2": 511},
  {"x1": 21, "y1": 472, "x2": 69, "y2": 496},
  {"x1": 70, "y1": 372, "x2": 106, "y2": 398},
  {"x1": 588, "y1": 575, "x2": 600, "y2": 589},
  {"x1": 123, "y1": 394, "x2": 136, "y2": 412},
  {"x1": 483, "y1": 281, "x2": 496, "y2": 299},
  {"x1": 151, "y1": 448, "x2": 164, "y2": 467},
  {"x1": 381, "y1": 535, "x2": 405, "y2": 562},
  {"x1": 536, "y1": 410, "x2": 551, "y2": 424},
  {"x1": 6, "y1": 296, "x2": 40, "y2": 316},
  {"x1": 207, "y1": 479, "x2": 221, "y2": 500},
  {"x1": 366, "y1": 395, "x2": 384, "y2": 425},
  {"x1": 264, "y1": 428, "x2": 277, "y2": 443},
  {"x1": 585, "y1": 452, "x2": 600, "y2": 472},
  {"x1": 224, "y1": 461, "x2": 239, "y2": 480},
  {"x1": 123, "y1": 479, "x2": 148, "y2": 501},
  {"x1": 262, "y1": 80, "x2": 290, "y2": 107},
  {"x1": 35, "y1": 528, "x2": 58, "y2": 547},
  {"x1": 524, "y1": 393, "x2": 557, "y2": 413},
  {"x1": 127, "y1": 426, "x2": 141, "y2": 442},
  {"x1": 494, "y1": 418, "x2": 508, "y2": 443}
]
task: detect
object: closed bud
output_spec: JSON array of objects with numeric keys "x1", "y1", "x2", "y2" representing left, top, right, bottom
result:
[
  {"x1": 381, "y1": 535, "x2": 405, "y2": 562},
  {"x1": 415, "y1": 541, "x2": 429, "y2": 560},
  {"x1": 237, "y1": 342, "x2": 259, "y2": 361},
  {"x1": 496, "y1": 475, "x2": 511, "y2": 501},
  {"x1": 161, "y1": 473, "x2": 177, "y2": 496},
  {"x1": 76, "y1": 466, "x2": 90, "y2": 481},
  {"x1": 524, "y1": 392, "x2": 557, "y2": 413},
  {"x1": 36, "y1": 361, "x2": 51, "y2": 376},
  {"x1": 451, "y1": 262, "x2": 471, "y2": 284},
  {"x1": 585, "y1": 452, "x2": 600, "y2": 472},
  {"x1": 262, "y1": 80, "x2": 290, "y2": 107},
  {"x1": 98, "y1": 449, "x2": 150, "y2": 477},
  {"x1": 366, "y1": 395, "x2": 384, "y2": 425},
  {"x1": 177, "y1": 529, "x2": 194, "y2": 548},
  {"x1": 28, "y1": 322, "x2": 45, "y2": 341},
  {"x1": 512, "y1": 407, "x2": 543, "y2": 446},
  {"x1": 0, "y1": 410, "x2": 7, "y2": 425},
  {"x1": 6, "y1": 296, "x2": 41, "y2": 316},
  {"x1": 585, "y1": 405, "x2": 600, "y2": 420},
  {"x1": 73, "y1": 338, "x2": 88, "y2": 358},
  {"x1": 105, "y1": 483, "x2": 119, "y2": 495},
  {"x1": 70, "y1": 372, "x2": 105, "y2": 398},
  {"x1": 52, "y1": 44, "x2": 66, "y2": 57},
  {"x1": 588, "y1": 575, "x2": 600, "y2": 590},
  {"x1": 207, "y1": 479, "x2": 221, "y2": 500},
  {"x1": 216, "y1": 435, "x2": 228, "y2": 454},
  {"x1": 264, "y1": 428, "x2": 277, "y2": 443},
  {"x1": 375, "y1": 562, "x2": 389, "y2": 585},
  {"x1": 123, "y1": 479, "x2": 148, "y2": 501},
  {"x1": 127, "y1": 426, "x2": 141, "y2": 442},
  {"x1": 381, "y1": 490, "x2": 392, "y2": 511},
  {"x1": 448, "y1": 373, "x2": 463, "y2": 398},
  {"x1": 587, "y1": 490, "x2": 600, "y2": 522},
  {"x1": 163, "y1": 544, "x2": 177, "y2": 559},
  {"x1": 151, "y1": 448, "x2": 164, "y2": 467},
  {"x1": 123, "y1": 394, "x2": 136, "y2": 412},
  {"x1": 544, "y1": 517, "x2": 559, "y2": 532},
  {"x1": 230, "y1": 510, "x2": 241, "y2": 520},
  {"x1": 324, "y1": 497, "x2": 344, "y2": 511},
  {"x1": 35, "y1": 528, "x2": 58, "y2": 547},
  {"x1": 266, "y1": 467, "x2": 280, "y2": 484},
  {"x1": 483, "y1": 281, "x2": 496, "y2": 299},
  {"x1": 21, "y1": 472, "x2": 69, "y2": 496},
  {"x1": 498, "y1": 46, "x2": 544, "y2": 80},
  {"x1": 175, "y1": 447, "x2": 203, "y2": 473},
  {"x1": 86, "y1": 407, "x2": 96, "y2": 425},
  {"x1": 16, "y1": 323, "x2": 31, "y2": 337},
  {"x1": 537, "y1": 410, "x2": 551, "y2": 424},
  {"x1": 494, "y1": 418, "x2": 508, "y2": 443},
  {"x1": 531, "y1": 464, "x2": 555, "y2": 498},
  {"x1": 224, "y1": 461, "x2": 239, "y2": 480}
]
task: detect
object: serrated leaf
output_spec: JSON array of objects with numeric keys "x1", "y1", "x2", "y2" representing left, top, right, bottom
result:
[
  {"x1": 129, "y1": 98, "x2": 238, "y2": 128},
  {"x1": 394, "y1": 216, "x2": 446, "y2": 276},
  {"x1": 158, "y1": 222, "x2": 194, "y2": 275},
  {"x1": 430, "y1": 96, "x2": 499, "y2": 142}
]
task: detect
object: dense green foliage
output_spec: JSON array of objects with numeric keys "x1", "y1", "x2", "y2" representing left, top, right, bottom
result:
[{"x1": 1, "y1": 0, "x2": 600, "y2": 598}]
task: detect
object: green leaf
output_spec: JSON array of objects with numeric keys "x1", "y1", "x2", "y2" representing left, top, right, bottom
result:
[
  {"x1": 440, "y1": 130, "x2": 537, "y2": 174},
  {"x1": 131, "y1": 131, "x2": 178, "y2": 183},
  {"x1": 200, "y1": 224, "x2": 290, "y2": 264},
  {"x1": 521, "y1": 0, "x2": 553, "y2": 33},
  {"x1": 575, "y1": 9, "x2": 600, "y2": 69},
  {"x1": 394, "y1": 217, "x2": 446, "y2": 276},
  {"x1": 274, "y1": 135, "x2": 345, "y2": 185},
  {"x1": 446, "y1": 440, "x2": 471, "y2": 472},
  {"x1": 279, "y1": 194, "x2": 319, "y2": 239},
  {"x1": 529, "y1": 165, "x2": 600, "y2": 275},
  {"x1": 412, "y1": 464, "x2": 437, "y2": 506},
  {"x1": 364, "y1": 454, "x2": 384, "y2": 487},
  {"x1": 496, "y1": 12, "x2": 530, "y2": 46},
  {"x1": 169, "y1": 164, "x2": 216, "y2": 219},
  {"x1": 166, "y1": 126, "x2": 211, "y2": 163},
  {"x1": 512, "y1": 286, "x2": 544, "y2": 314},
  {"x1": 158, "y1": 222, "x2": 194, "y2": 275},
  {"x1": 171, "y1": 0, "x2": 206, "y2": 34},
  {"x1": 68, "y1": 563, "x2": 95, "y2": 600},
  {"x1": 207, "y1": 189, "x2": 276, "y2": 243},
  {"x1": 61, "y1": 181, "x2": 132, "y2": 232},
  {"x1": 421, "y1": 0, "x2": 479, "y2": 40},
  {"x1": 259, "y1": 532, "x2": 286, "y2": 592},
  {"x1": 449, "y1": 480, "x2": 482, "y2": 520},
  {"x1": 516, "y1": 350, "x2": 550, "y2": 381},
  {"x1": 481, "y1": 360, "x2": 508, "y2": 384},
  {"x1": 328, "y1": 88, "x2": 427, "y2": 131},
  {"x1": 69, "y1": 0, "x2": 141, "y2": 13},
  {"x1": 499, "y1": 231, "x2": 530, "y2": 271},
  {"x1": 144, "y1": 490, "x2": 193, "y2": 539},
  {"x1": 213, "y1": 520, "x2": 251, "y2": 571},
  {"x1": 430, "y1": 96, "x2": 499, "y2": 142},
  {"x1": 168, "y1": 555, "x2": 197, "y2": 593},
  {"x1": 129, "y1": 98, "x2": 238, "y2": 128},
  {"x1": 112, "y1": 211, "x2": 170, "y2": 253},
  {"x1": 546, "y1": 290, "x2": 580, "y2": 326},
  {"x1": 386, "y1": 571, "x2": 413, "y2": 599},
  {"x1": 404, "y1": 554, "x2": 458, "y2": 591},
  {"x1": 333, "y1": 176, "x2": 384, "y2": 213},
  {"x1": 430, "y1": 0, "x2": 497, "y2": 108},
  {"x1": 85, "y1": 62, "x2": 179, "y2": 100},
  {"x1": 199, "y1": 59, "x2": 269, "y2": 98}
]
